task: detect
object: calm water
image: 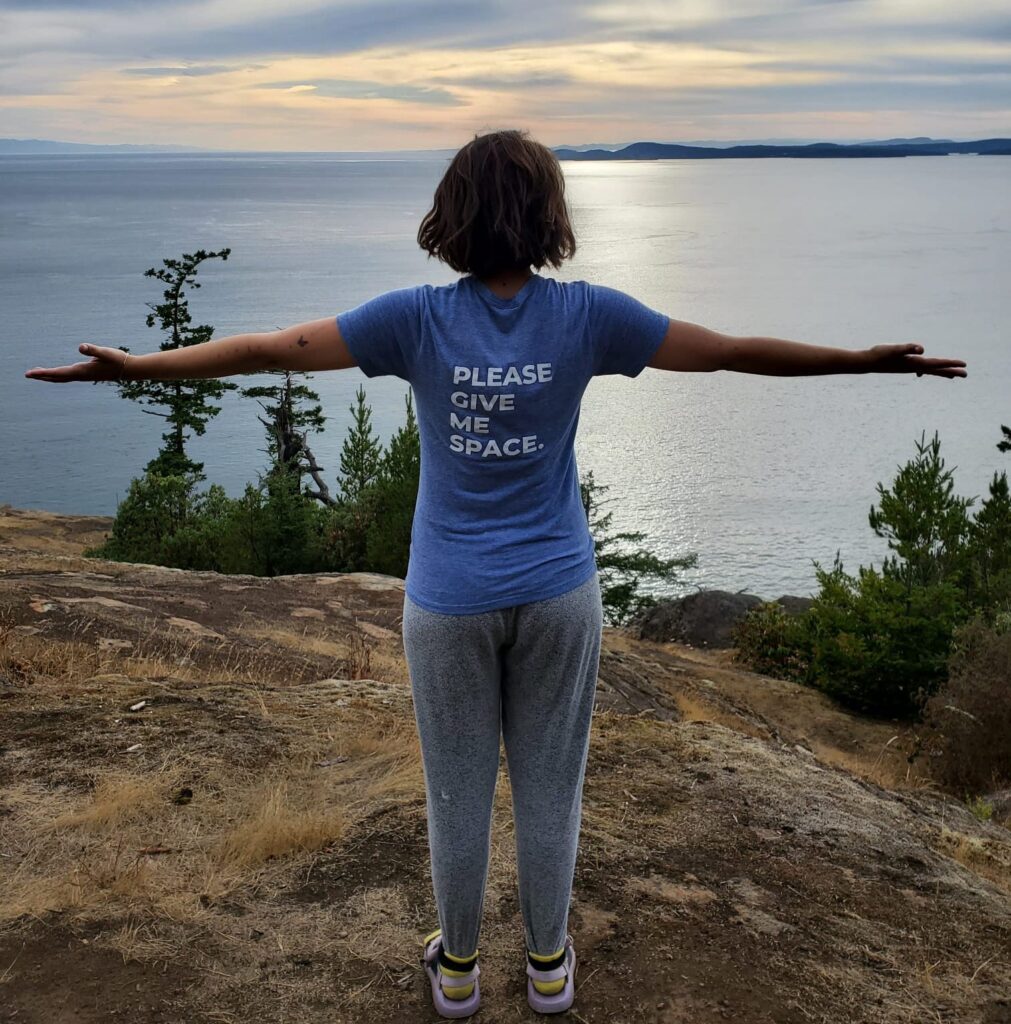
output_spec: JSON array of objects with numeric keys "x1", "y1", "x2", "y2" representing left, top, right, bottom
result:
[{"x1": 1, "y1": 153, "x2": 1008, "y2": 598}]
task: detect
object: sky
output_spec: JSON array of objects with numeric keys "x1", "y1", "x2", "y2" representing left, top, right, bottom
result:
[{"x1": 0, "y1": 0, "x2": 1009, "y2": 151}]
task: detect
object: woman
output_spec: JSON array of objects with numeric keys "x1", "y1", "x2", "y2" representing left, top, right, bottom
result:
[{"x1": 25, "y1": 129, "x2": 967, "y2": 1018}]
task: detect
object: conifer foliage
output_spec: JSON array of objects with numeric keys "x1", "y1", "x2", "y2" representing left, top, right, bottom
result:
[{"x1": 115, "y1": 248, "x2": 236, "y2": 481}]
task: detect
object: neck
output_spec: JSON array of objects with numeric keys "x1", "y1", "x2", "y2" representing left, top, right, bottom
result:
[{"x1": 476, "y1": 266, "x2": 534, "y2": 299}]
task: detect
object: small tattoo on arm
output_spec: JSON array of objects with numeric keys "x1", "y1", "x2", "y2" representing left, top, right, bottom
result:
[{"x1": 296, "y1": 334, "x2": 309, "y2": 348}]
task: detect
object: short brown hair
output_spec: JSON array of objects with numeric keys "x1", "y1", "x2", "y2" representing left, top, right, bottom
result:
[{"x1": 417, "y1": 129, "x2": 577, "y2": 278}]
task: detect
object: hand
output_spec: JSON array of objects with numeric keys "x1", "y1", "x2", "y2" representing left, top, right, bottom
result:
[
  {"x1": 864, "y1": 343, "x2": 967, "y2": 379},
  {"x1": 25, "y1": 344, "x2": 130, "y2": 384}
]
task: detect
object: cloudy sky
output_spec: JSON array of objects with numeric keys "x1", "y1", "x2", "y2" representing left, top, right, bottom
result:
[{"x1": 1, "y1": 0, "x2": 1008, "y2": 150}]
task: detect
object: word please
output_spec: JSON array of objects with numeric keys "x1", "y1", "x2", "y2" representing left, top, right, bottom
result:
[{"x1": 453, "y1": 364, "x2": 553, "y2": 386}]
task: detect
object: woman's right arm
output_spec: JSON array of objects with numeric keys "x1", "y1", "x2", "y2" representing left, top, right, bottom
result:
[
  {"x1": 646, "y1": 318, "x2": 967, "y2": 379},
  {"x1": 25, "y1": 317, "x2": 358, "y2": 383}
]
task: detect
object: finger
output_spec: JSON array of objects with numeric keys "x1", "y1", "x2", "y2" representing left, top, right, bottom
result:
[
  {"x1": 918, "y1": 356, "x2": 966, "y2": 367},
  {"x1": 908, "y1": 356, "x2": 966, "y2": 369},
  {"x1": 25, "y1": 372, "x2": 69, "y2": 382}
]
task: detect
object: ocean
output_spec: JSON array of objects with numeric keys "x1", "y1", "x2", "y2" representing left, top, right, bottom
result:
[{"x1": 1, "y1": 152, "x2": 1007, "y2": 598}]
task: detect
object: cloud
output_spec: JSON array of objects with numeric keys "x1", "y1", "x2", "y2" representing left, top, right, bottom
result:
[
  {"x1": 430, "y1": 72, "x2": 574, "y2": 90},
  {"x1": 122, "y1": 63, "x2": 263, "y2": 77},
  {"x1": 260, "y1": 78, "x2": 464, "y2": 105},
  {"x1": 0, "y1": 0, "x2": 1007, "y2": 149}
]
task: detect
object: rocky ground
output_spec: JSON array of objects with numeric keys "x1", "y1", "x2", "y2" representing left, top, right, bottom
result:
[{"x1": 0, "y1": 503, "x2": 1009, "y2": 1024}]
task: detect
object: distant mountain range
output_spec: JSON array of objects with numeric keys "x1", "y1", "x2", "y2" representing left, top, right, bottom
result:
[
  {"x1": 552, "y1": 136, "x2": 958, "y2": 151},
  {"x1": 0, "y1": 138, "x2": 202, "y2": 154},
  {"x1": 553, "y1": 138, "x2": 1011, "y2": 160},
  {"x1": 3, "y1": 135, "x2": 1008, "y2": 158}
]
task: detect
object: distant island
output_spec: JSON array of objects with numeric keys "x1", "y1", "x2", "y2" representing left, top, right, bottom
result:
[{"x1": 552, "y1": 137, "x2": 1011, "y2": 160}]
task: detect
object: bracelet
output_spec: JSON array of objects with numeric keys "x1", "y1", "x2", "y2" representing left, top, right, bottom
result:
[{"x1": 119, "y1": 353, "x2": 131, "y2": 381}]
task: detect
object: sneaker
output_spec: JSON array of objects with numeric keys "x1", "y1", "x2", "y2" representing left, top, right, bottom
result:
[
  {"x1": 422, "y1": 928, "x2": 481, "y2": 1019},
  {"x1": 526, "y1": 935, "x2": 576, "y2": 1014}
]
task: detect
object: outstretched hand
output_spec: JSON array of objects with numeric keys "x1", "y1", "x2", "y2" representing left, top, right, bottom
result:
[
  {"x1": 24, "y1": 344, "x2": 129, "y2": 383},
  {"x1": 865, "y1": 343, "x2": 967, "y2": 379}
]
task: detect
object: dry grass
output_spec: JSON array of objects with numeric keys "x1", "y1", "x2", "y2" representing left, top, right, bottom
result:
[
  {"x1": 212, "y1": 779, "x2": 345, "y2": 872},
  {"x1": 0, "y1": 604, "x2": 376, "y2": 691},
  {"x1": 46, "y1": 768, "x2": 179, "y2": 832},
  {"x1": 937, "y1": 826, "x2": 1011, "y2": 894},
  {"x1": 0, "y1": 692, "x2": 424, "y2": 929}
]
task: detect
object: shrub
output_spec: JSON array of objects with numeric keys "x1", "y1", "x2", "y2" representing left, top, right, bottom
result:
[
  {"x1": 734, "y1": 430, "x2": 1011, "y2": 720},
  {"x1": 229, "y1": 470, "x2": 327, "y2": 576},
  {"x1": 731, "y1": 601, "x2": 810, "y2": 682},
  {"x1": 88, "y1": 469, "x2": 327, "y2": 576},
  {"x1": 919, "y1": 618, "x2": 1011, "y2": 794},
  {"x1": 85, "y1": 472, "x2": 223, "y2": 568},
  {"x1": 800, "y1": 557, "x2": 964, "y2": 718}
]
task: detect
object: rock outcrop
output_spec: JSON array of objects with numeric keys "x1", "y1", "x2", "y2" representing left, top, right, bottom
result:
[{"x1": 631, "y1": 588, "x2": 815, "y2": 648}]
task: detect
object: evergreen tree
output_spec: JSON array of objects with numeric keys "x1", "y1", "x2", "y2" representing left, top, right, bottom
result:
[
  {"x1": 967, "y1": 470, "x2": 1011, "y2": 614},
  {"x1": 115, "y1": 248, "x2": 236, "y2": 481},
  {"x1": 337, "y1": 384, "x2": 384, "y2": 503},
  {"x1": 580, "y1": 468, "x2": 697, "y2": 626},
  {"x1": 239, "y1": 369, "x2": 332, "y2": 501},
  {"x1": 868, "y1": 431, "x2": 973, "y2": 595},
  {"x1": 363, "y1": 389, "x2": 421, "y2": 577},
  {"x1": 999, "y1": 424, "x2": 1011, "y2": 454}
]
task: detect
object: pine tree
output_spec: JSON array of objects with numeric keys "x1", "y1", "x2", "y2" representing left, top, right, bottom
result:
[
  {"x1": 240, "y1": 369, "x2": 331, "y2": 500},
  {"x1": 867, "y1": 430, "x2": 974, "y2": 595},
  {"x1": 115, "y1": 248, "x2": 236, "y2": 481},
  {"x1": 337, "y1": 384, "x2": 384, "y2": 503},
  {"x1": 378, "y1": 388, "x2": 419, "y2": 483},
  {"x1": 967, "y1": 470, "x2": 1011, "y2": 614},
  {"x1": 364, "y1": 389, "x2": 421, "y2": 577}
]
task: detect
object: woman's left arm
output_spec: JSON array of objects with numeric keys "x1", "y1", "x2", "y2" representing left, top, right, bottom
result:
[
  {"x1": 25, "y1": 317, "x2": 356, "y2": 383},
  {"x1": 646, "y1": 318, "x2": 967, "y2": 378}
]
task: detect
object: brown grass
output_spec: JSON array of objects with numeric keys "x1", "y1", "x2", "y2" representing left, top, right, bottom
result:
[
  {"x1": 0, "y1": 605, "x2": 354, "y2": 690},
  {"x1": 0, "y1": 698, "x2": 424, "y2": 928},
  {"x1": 212, "y1": 779, "x2": 345, "y2": 872},
  {"x1": 937, "y1": 826, "x2": 1011, "y2": 894}
]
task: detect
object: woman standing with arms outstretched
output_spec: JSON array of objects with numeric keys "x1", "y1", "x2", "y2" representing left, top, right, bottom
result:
[{"x1": 25, "y1": 129, "x2": 966, "y2": 1018}]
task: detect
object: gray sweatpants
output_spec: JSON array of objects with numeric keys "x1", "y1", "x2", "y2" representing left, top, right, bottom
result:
[{"x1": 401, "y1": 570, "x2": 603, "y2": 959}]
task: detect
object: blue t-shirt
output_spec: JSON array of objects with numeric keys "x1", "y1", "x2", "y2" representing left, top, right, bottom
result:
[{"x1": 336, "y1": 273, "x2": 669, "y2": 614}]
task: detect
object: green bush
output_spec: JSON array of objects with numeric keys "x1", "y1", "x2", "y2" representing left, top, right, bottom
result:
[
  {"x1": 731, "y1": 601, "x2": 810, "y2": 682},
  {"x1": 800, "y1": 557, "x2": 963, "y2": 718},
  {"x1": 86, "y1": 472, "x2": 227, "y2": 569},
  {"x1": 228, "y1": 470, "x2": 328, "y2": 576},
  {"x1": 89, "y1": 469, "x2": 328, "y2": 576}
]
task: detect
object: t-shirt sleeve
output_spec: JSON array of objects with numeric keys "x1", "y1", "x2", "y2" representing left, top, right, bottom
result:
[
  {"x1": 336, "y1": 286, "x2": 422, "y2": 381},
  {"x1": 586, "y1": 283, "x2": 670, "y2": 378}
]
